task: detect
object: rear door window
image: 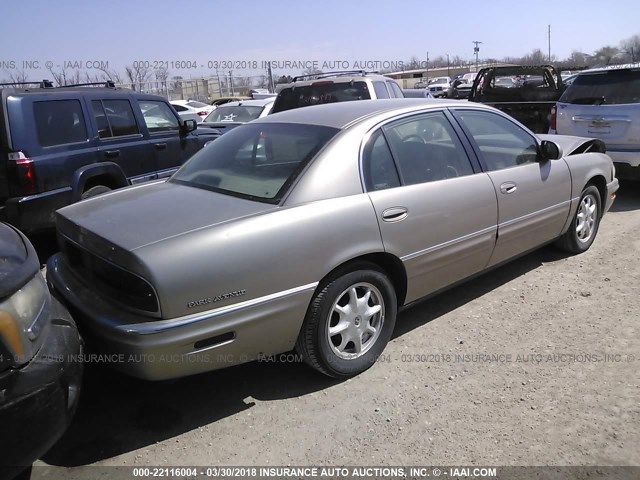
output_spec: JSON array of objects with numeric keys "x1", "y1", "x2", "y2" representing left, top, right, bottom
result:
[
  {"x1": 560, "y1": 69, "x2": 640, "y2": 105},
  {"x1": 387, "y1": 81, "x2": 404, "y2": 98},
  {"x1": 92, "y1": 99, "x2": 140, "y2": 138},
  {"x1": 33, "y1": 100, "x2": 88, "y2": 147},
  {"x1": 383, "y1": 111, "x2": 475, "y2": 185},
  {"x1": 372, "y1": 81, "x2": 390, "y2": 99}
]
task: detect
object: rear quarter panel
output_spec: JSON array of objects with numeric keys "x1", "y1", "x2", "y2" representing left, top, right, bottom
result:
[{"x1": 138, "y1": 194, "x2": 384, "y2": 320}]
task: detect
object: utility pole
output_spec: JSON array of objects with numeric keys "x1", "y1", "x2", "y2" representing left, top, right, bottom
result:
[
  {"x1": 446, "y1": 53, "x2": 450, "y2": 77},
  {"x1": 426, "y1": 51, "x2": 429, "y2": 80},
  {"x1": 548, "y1": 25, "x2": 551, "y2": 62},
  {"x1": 472, "y1": 40, "x2": 483, "y2": 72},
  {"x1": 267, "y1": 61, "x2": 275, "y2": 93}
]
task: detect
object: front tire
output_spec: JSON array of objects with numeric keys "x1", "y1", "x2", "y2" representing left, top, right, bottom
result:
[
  {"x1": 556, "y1": 185, "x2": 601, "y2": 254},
  {"x1": 296, "y1": 264, "x2": 397, "y2": 378}
]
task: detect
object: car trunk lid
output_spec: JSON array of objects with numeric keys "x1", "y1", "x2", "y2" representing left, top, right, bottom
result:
[{"x1": 56, "y1": 180, "x2": 277, "y2": 252}]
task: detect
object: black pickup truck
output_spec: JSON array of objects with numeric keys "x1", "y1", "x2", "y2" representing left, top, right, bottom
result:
[{"x1": 468, "y1": 65, "x2": 564, "y2": 133}]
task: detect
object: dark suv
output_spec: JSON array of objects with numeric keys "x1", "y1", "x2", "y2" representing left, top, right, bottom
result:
[{"x1": 0, "y1": 81, "x2": 219, "y2": 233}]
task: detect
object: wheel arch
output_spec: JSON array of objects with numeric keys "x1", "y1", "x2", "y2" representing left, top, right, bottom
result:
[
  {"x1": 585, "y1": 175, "x2": 607, "y2": 216},
  {"x1": 316, "y1": 252, "x2": 408, "y2": 307},
  {"x1": 70, "y1": 162, "x2": 129, "y2": 202}
]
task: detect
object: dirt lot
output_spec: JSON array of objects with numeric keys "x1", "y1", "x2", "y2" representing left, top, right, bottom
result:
[{"x1": 35, "y1": 182, "x2": 640, "y2": 476}]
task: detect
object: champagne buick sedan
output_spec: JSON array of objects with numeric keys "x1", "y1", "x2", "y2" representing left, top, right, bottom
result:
[{"x1": 47, "y1": 99, "x2": 618, "y2": 380}]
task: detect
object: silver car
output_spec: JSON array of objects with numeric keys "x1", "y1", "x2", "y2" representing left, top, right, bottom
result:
[{"x1": 47, "y1": 99, "x2": 619, "y2": 381}]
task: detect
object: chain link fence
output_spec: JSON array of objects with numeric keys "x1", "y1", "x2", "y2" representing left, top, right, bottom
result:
[{"x1": 116, "y1": 75, "x2": 276, "y2": 102}]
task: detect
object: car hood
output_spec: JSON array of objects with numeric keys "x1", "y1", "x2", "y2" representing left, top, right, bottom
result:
[
  {"x1": 56, "y1": 181, "x2": 277, "y2": 252},
  {"x1": 538, "y1": 134, "x2": 606, "y2": 156}
]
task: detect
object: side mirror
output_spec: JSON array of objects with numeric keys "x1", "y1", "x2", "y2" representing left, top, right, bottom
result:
[
  {"x1": 539, "y1": 140, "x2": 561, "y2": 161},
  {"x1": 180, "y1": 119, "x2": 197, "y2": 134}
]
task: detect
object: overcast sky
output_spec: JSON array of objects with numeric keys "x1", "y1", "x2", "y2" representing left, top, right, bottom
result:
[{"x1": 1, "y1": 0, "x2": 637, "y2": 79}]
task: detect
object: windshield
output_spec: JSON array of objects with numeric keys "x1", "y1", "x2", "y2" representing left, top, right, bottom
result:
[
  {"x1": 559, "y1": 69, "x2": 640, "y2": 105},
  {"x1": 432, "y1": 78, "x2": 448, "y2": 84},
  {"x1": 170, "y1": 123, "x2": 339, "y2": 203},
  {"x1": 203, "y1": 105, "x2": 264, "y2": 123},
  {"x1": 272, "y1": 81, "x2": 371, "y2": 113}
]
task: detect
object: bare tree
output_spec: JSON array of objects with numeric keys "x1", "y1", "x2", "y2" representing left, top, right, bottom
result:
[
  {"x1": 5, "y1": 70, "x2": 29, "y2": 84},
  {"x1": 593, "y1": 46, "x2": 619, "y2": 65},
  {"x1": 620, "y1": 34, "x2": 640, "y2": 62},
  {"x1": 125, "y1": 63, "x2": 152, "y2": 91},
  {"x1": 521, "y1": 49, "x2": 547, "y2": 66},
  {"x1": 48, "y1": 65, "x2": 81, "y2": 86},
  {"x1": 300, "y1": 67, "x2": 322, "y2": 79},
  {"x1": 566, "y1": 51, "x2": 588, "y2": 67},
  {"x1": 405, "y1": 55, "x2": 423, "y2": 70}
]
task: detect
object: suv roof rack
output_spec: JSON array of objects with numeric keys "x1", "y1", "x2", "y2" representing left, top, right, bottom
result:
[
  {"x1": 292, "y1": 70, "x2": 376, "y2": 82},
  {"x1": 0, "y1": 80, "x2": 54, "y2": 88},
  {"x1": 56, "y1": 80, "x2": 116, "y2": 88}
]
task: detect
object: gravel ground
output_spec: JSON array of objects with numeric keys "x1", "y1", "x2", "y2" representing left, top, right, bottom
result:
[{"x1": 33, "y1": 182, "x2": 640, "y2": 477}]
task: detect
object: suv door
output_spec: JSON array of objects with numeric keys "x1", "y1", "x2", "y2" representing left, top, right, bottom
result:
[
  {"x1": 90, "y1": 99, "x2": 154, "y2": 184},
  {"x1": 363, "y1": 111, "x2": 497, "y2": 303},
  {"x1": 137, "y1": 99, "x2": 200, "y2": 178},
  {"x1": 452, "y1": 108, "x2": 571, "y2": 266}
]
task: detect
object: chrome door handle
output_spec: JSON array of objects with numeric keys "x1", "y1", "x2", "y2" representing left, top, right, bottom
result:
[
  {"x1": 500, "y1": 182, "x2": 517, "y2": 194},
  {"x1": 381, "y1": 207, "x2": 408, "y2": 222}
]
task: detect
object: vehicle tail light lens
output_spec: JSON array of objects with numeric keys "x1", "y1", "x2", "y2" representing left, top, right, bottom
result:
[
  {"x1": 8, "y1": 151, "x2": 37, "y2": 195},
  {"x1": 549, "y1": 105, "x2": 557, "y2": 131},
  {"x1": 197, "y1": 111, "x2": 209, "y2": 116}
]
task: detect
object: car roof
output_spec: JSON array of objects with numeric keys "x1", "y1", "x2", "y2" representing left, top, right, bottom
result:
[
  {"x1": 217, "y1": 97, "x2": 275, "y2": 108},
  {"x1": 578, "y1": 63, "x2": 640, "y2": 74},
  {"x1": 255, "y1": 98, "x2": 461, "y2": 128},
  {"x1": 285, "y1": 73, "x2": 391, "y2": 87}
]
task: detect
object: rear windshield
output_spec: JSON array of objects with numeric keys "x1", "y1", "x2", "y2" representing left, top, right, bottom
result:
[
  {"x1": 272, "y1": 81, "x2": 371, "y2": 113},
  {"x1": 559, "y1": 69, "x2": 640, "y2": 105},
  {"x1": 170, "y1": 123, "x2": 339, "y2": 203},
  {"x1": 203, "y1": 105, "x2": 263, "y2": 123},
  {"x1": 186, "y1": 101, "x2": 209, "y2": 108}
]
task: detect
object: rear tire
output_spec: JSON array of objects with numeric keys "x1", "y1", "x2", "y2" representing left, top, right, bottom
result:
[
  {"x1": 556, "y1": 185, "x2": 601, "y2": 254},
  {"x1": 296, "y1": 263, "x2": 397, "y2": 378},
  {"x1": 81, "y1": 185, "x2": 112, "y2": 200}
]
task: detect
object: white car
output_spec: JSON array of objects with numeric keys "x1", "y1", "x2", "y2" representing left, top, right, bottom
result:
[
  {"x1": 200, "y1": 97, "x2": 275, "y2": 135},
  {"x1": 428, "y1": 76, "x2": 452, "y2": 98},
  {"x1": 550, "y1": 64, "x2": 640, "y2": 180},
  {"x1": 170, "y1": 100, "x2": 215, "y2": 122}
]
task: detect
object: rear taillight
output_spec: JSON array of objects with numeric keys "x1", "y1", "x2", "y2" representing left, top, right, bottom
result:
[
  {"x1": 8, "y1": 151, "x2": 37, "y2": 195},
  {"x1": 549, "y1": 105, "x2": 557, "y2": 131},
  {"x1": 197, "y1": 111, "x2": 208, "y2": 116}
]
